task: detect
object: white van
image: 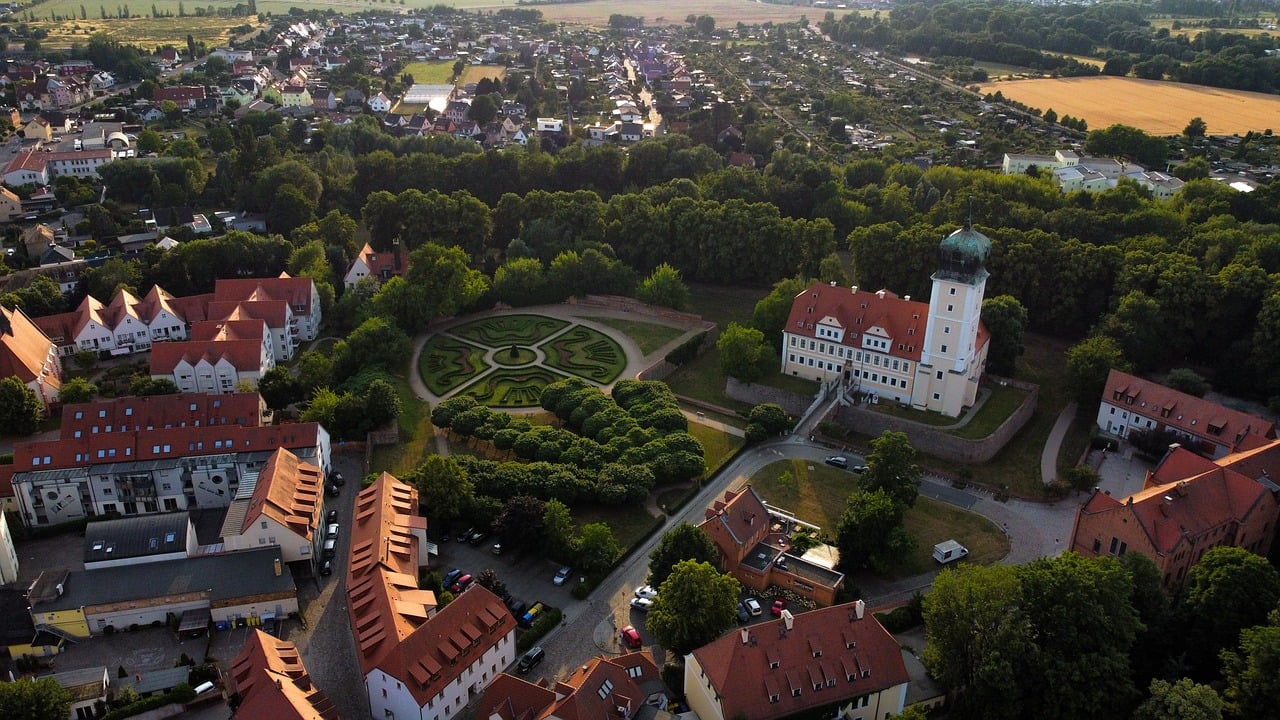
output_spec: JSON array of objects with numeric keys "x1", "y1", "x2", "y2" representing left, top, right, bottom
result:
[{"x1": 933, "y1": 540, "x2": 969, "y2": 564}]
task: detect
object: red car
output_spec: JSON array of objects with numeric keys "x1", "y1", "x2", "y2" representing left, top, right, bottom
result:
[
  {"x1": 619, "y1": 625, "x2": 642, "y2": 649},
  {"x1": 771, "y1": 599, "x2": 786, "y2": 616},
  {"x1": 450, "y1": 574, "x2": 473, "y2": 593}
]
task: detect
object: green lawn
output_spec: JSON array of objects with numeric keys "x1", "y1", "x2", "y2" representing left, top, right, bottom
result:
[
  {"x1": 749, "y1": 459, "x2": 1009, "y2": 577},
  {"x1": 586, "y1": 317, "x2": 686, "y2": 355},
  {"x1": 952, "y1": 384, "x2": 1031, "y2": 439},
  {"x1": 369, "y1": 376, "x2": 434, "y2": 477},
  {"x1": 664, "y1": 345, "x2": 755, "y2": 414},
  {"x1": 572, "y1": 503, "x2": 664, "y2": 554},
  {"x1": 401, "y1": 60, "x2": 457, "y2": 85},
  {"x1": 688, "y1": 422, "x2": 746, "y2": 476},
  {"x1": 685, "y1": 283, "x2": 763, "y2": 328}
]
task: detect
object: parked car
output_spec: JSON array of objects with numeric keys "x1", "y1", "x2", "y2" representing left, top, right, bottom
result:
[
  {"x1": 737, "y1": 601, "x2": 750, "y2": 623},
  {"x1": 467, "y1": 529, "x2": 488, "y2": 546},
  {"x1": 450, "y1": 573, "x2": 473, "y2": 593},
  {"x1": 619, "y1": 625, "x2": 642, "y2": 649},
  {"x1": 634, "y1": 585, "x2": 659, "y2": 599},
  {"x1": 852, "y1": 465, "x2": 868, "y2": 473},
  {"x1": 630, "y1": 597, "x2": 654, "y2": 612},
  {"x1": 263, "y1": 617, "x2": 279, "y2": 637},
  {"x1": 443, "y1": 568, "x2": 463, "y2": 588},
  {"x1": 322, "y1": 539, "x2": 336, "y2": 559},
  {"x1": 771, "y1": 599, "x2": 787, "y2": 616},
  {"x1": 824, "y1": 456, "x2": 849, "y2": 468},
  {"x1": 326, "y1": 509, "x2": 338, "y2": 523},
  {"x1": 491, "y1": 542, "x2": 503, "y2": 555},
  {"x1": 330, "y1": 471, "x2": 345, "y2": 486},
  {"x1": 744, "y1": 598, "x2": 763, "y2": 616},
  {"x1": 553, "y1": 566, "x2": 572, "y2": 586},
  {"x1": 326, "y1": 523, "x2": 339, "y2": 540},
  {"x1": 326, "y1": 483, "x2": 340, "y2": 497},
  {"x1": 457, "y1": 527, "x2": 475, "y2": 543},
  {"x1": 507, "y1": 599, "x2": 528, "y2": 619},
  {"x1": 320, "y1": 560, "x2": 333, "y2": 576},
  {"x1": 516, "y1": 646, "x2": 545, "y2": 674}
]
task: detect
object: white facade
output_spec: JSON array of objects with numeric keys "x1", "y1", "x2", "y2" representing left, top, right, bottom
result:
[
  {"x1": 223, "y1": 511, "x2": 320, "y2": 563},
  {"x1": 167, "y1": 350, "x2": 271, "y2": 394},
  {"x1": 0, "y1": 512, "x2": 19, "y2": 585},
  {"x1": 683, "y1": 653, "x2": 907, "y2": 720},
  {"x1": 366, "y1": 630, "x2": 516, "y2": 720}
]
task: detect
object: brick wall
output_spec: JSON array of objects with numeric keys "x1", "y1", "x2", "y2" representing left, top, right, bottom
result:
[{"x1": 725, "y1": 378, "x2": 813, "y2": 416}]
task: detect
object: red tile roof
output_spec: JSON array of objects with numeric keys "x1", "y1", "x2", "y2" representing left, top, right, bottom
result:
[
  {"x1": 148, "y1": 319, "x2": 267, "y2": 375},
  {"x1": 479, "y1": 653, "x2": 662, "y2": 720},
  {"x1": 228, "y1": 629, "x2": 338, "y2": 720},
  {"x1": 214, "y1": 275, "x2": 315, "y2": 314},
  {"x1": 690, "y1": 602, "x2": 908, "y2": 720},
  {"x1": 58, "y1": 392, "x2": 264, "y2": 439},
  {"x1": 476, "y1": 674, "x2": 557, "y2": 720},
  {"x1": 3, "y1": 147, "x2": 47, "y2": 175},
  {"x1": 242, "y1": 448, "x2": 324, "y2": 538},
  {"x1": 1103, "y1": 369, "x2": 1275, "y2": 449},
  {"x1": 352, "y1": 242, "x2": 409, "y2": 283},
  {"x1": 786, "y1": 283, "x2": 930, "y2": 362},
  {"x1": 0, "y1": 305, "x2": 58, "y2": 387},
  {"x1": 701, "y1": 485, "x2": 770, "y2": 552},
  {"x1": 205, "y1": 300, "x2": 289, "y2": 329}
]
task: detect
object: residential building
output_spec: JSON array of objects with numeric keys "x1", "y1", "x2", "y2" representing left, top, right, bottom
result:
[
  {"x1": 280, "y1": 84, "x2": 312, "y2": 108},
  {"x1": 35, "y1": 285, "x2": 196, "y2": 358},
  {"x1": 0, "y1": 303, "x2": 62, "y2": 411},
  {"x1": 213, "y1": 274, "x2": 323, "y2": 344},
  {"x1": 478, "y1": 653, "x2": 667, "y2": 720},
  {"x1": 48, "y1": 666, "x2": 110, "y2": 719},
  {"x1": 1, "y1": 587, "x2": 62, "y2": 662},
  {"x1": 220, "y1": 448, "x2": 326, "y2": 566},
  {"x1": 153, "y1": 85, "x2": 205, "y2": 109},
  {"x1": 1070, "y1": 439, "x2": 1280, "y2": 586},
  {"x1": 5, "y1": 401, "x2": 329, "y2": 527},
  {"x1": 368, "y1": 92, "x2": 392, "y2": 112},
  {"x1": 28, "y1": 546, "x2": 297, "y2": 638},
  {"x1": 348, "y1": 473, "x2": 518, "y2": 720},
  {"x1": 0, "y1": 186, "x2": 22, "y2": 222},
  {"x1": 780, "y1": 224, "x2": 991, "y2": 417},
  {"x1": 229, "y1": 630, "x2": 339, "y2": 720},
  {"x1": 82, "y1": 513, "x2": 196, "y2": 570},
  {"x1": 685, "y1": 600, "x2": 909, "y2": 720},
  {"x1": 3, "y1": 147, "x2": 51, "y2": 185},
  {"x1": 343, "y1": 241, "x2": 408, "y2": 289},
  {"x1": 0, "y1": 512, "x2": 18, "y2": 584},
  {"x1": 149, "y1": 317, "x2": 274, "y2": 394},
  {"x1": 699, "y1": 486, "x2": 845, "y2": 606},
  {"x1": 1096, "y1": 369, "x2": 1275, "y2": 459}
]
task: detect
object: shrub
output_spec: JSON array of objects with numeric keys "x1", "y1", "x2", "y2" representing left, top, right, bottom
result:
[
  {"x1": 664, "y1": 331, "x2": 706, "y2": 366},
  {"x1": 661, "y1": 662, "x2": 685, "y2": 697},
  {"x1": 516, "y1": 607, "x2": 564, "y2": 652},
  {"x1": 874, "y1": 606, "x2": 918, "y2": 633}
]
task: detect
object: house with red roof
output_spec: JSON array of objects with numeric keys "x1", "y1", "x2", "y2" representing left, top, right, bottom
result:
[
  {"x1": 5, "y1": 393, "x2": 329, "y2": 528},
  {"x1": 782, "y1": 224, "x2": 992, "y2": 418},
  {"x1": 149, "y1": 317, "x2": 274, "y2": 394},
  {"x1": 1070, "y1": 439, "x2": 1280, "y2": 587},
  {"x1": 153, "y1": 85, "x2": 204, "y2": 109},
  {"x1": 1095, "y1": 369, "x2": 1275, "y2": 459},
  {"x1": 347, "y1": 473, "x2": 517, "y2": 720},
  {"x1": 229, "y1": 630, "x2": 338, "y2": 720},
  {"x1": 220, "y1": 448, "x2": 326, "y2": 565},
  {"x1": 344, "y1": 241, "x2": 408, "y2": 289},
  {"x1": 0, "y1": 304, "x2": 61, "y2": 411},
  {"x1": 214, "y1": 274, "x2": 322, "y2": 346},
  {"x1": 478, "y1": 652, "x2": 668, "y2": 720},
  {"x1": 699, "y1": 486, "x2": 845, "y2": 606},
  {"x1": 685, "y1": 600, "x2": 909, "y2": 720}
]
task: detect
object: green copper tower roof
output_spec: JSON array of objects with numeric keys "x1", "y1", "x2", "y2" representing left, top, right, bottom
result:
[{"x1": 935, "y1": 215, "x2": 991, "y2": 285}]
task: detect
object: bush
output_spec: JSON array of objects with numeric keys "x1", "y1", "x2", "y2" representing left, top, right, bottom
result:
[
  {"x1": 516, "y1": 607, "x2": 564, "y2": 652},
  {"x1": 661, "y1": 662, "x2": 685, "y2": 697},
  {"x1": 816, "y1": 420, "x2": 846, "y2": 439},
  {"x1": 663, "y1": 331, "x2": 706, "y2": 366},
  {"x1": 0, "y1": 453, "x2": 12, "y2": 464},
  {"x1": 101, "y1": 684, "x2": 196, "y2": 720},
  {"x1": 874, "y1": 606, "x2": 918, "y2": 633}
]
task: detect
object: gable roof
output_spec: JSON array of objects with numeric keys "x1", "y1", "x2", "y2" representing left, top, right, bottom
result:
[
  {"x1": 148, "y1": 318, "x2": 267, "y2": 374},
  {"x1": 700, "y1": 485, "x2": 770, "y2": 550},
  {"x1": 229, "y1": 629, "x2": 338, "y2": 720},
  {"x1": 1103, "y1": 369, "x2": 1275, "y2": 448},
  {"x1": 214, "y1": 275, "x2": 316, "y2": 314},
  {"x1": 58, "y1": 393, "x2": 263, "y2": 438},
  {"x1": 0, "y1": 304, "x2": 57, "y2": 386},
  {"x1": 240, "y1": 448, "x2": 324, "y2": 538},
  {"x1": 689, "y1": 602, "x2": 909, "y2": 720},
  {"x1": 786, "y1": 283, "x2": 931, "y2": 362},
  {"x1": 478, "y1": 653, "x2": 663, "y2": 720}
]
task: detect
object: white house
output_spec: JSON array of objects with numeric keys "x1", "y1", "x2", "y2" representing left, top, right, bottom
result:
[
  {"x1": 368, "y1": 92, "x2": 392, "y2": 112},
  {"x1": 150, "y1": 318, "x2": 274, "y2": 394},
  {"x1": 220, "y1": 448, "x2": 326, "y2": 566}
]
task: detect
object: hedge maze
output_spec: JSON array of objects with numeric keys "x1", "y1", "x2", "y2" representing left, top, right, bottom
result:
[{"x1": 420, "y1": 335, "x2": 489, "y2": 395}]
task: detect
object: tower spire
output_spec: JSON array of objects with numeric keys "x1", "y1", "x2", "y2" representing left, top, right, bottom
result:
[{"x1": 965, "y1": 196, "x2": 973, "y2": 230}]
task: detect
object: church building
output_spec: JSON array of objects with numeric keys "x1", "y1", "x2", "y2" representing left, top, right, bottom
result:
[{"x1": 780, "y1": 224, "x2": 992, "y2": 417}]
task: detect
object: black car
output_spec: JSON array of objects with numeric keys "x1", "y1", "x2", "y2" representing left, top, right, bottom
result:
[
  {"x1": 326, "y1": 483, "x2": 340, "y2": 497},
  {"x1": 516, "y1": 647, "x2": 545, "y2": 674},
  {"x1": 457, "y1": 527, "x2": 475, "y2": 543},
  {"x1": 320, "y1": 560, "x2": 333, "y2": 576},
  {"x1": 326, "y1": 509, "x2": 338, "y2": 523},
  {"x1": 507, "y1": 599, "x2": 528, "y2": 619},
  {"x1": 737, "y1": 601, "x2": 750, "y2": 623},
  {"x1": 467, "y1": 529, "x2": 488, "y2": 546},
  {"x1": 330, "y1": 471, "x2": 345, "y2": 486}
]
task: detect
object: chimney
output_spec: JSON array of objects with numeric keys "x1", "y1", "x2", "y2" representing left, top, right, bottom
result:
[
  {"x1": 854, "y1": 599, "x2": 865, "y2": 619},
  {"x1": 850, "y1": 285, "x2": 858, "y2": 294},
  {"x1": 276, "y1": 678, "x2": 283, "y2": 690},
  {"x1": 904, "y1": 295, "x2": 911, "y2": 301},
  {"x1": 741, "y1": 628, "x2": 749, "y2": 645},
  {"x1": 876, "y1": 290, "x2": 886, "y2": 300},
  {"x1": 273, "y1": 558, "x2": 282, "y2": 576},
  {"x1": 782, "y1": 609, "x2": 794, "y2": 630}
]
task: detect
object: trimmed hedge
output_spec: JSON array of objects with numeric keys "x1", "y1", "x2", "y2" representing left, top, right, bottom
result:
[
  {"x1": 102, "y1": 684, "x2": 197, "y2": 720},
  {"x1": 664, "y1": 331, "x2": 707, "y2": 366},
  {"x1": 516, "y1": 608, "x2": 563, "y2": 652}
]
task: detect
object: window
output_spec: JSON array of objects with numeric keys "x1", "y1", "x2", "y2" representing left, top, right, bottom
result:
[
  {"x1": 627, "y1": 665, "x2": 642, "y2": 678},
  {"x1": 769, "y1": 694, "x2": 780, "y2": 704},
  {"x1": 946, "y1": 304, "x2": 954, "y2": 312},
  {"x1": 944, "y1": 326, "x2": 950, "y2": 334},
  {"x1": 1092, "y1": 539, "x2": 1101, "y2": 553},
  {"x1": 949, "y1": 288, "x2": 956, "y2": 295},
  {"x1": 1109, "y1": 537, "x2": 1118, "y2": 554},
  {"x1": 941, "y1": 344, "x2": 948, "y2": 353},
  {"x1": 933, "y1": 393, "x2": 941, "y2": 400},
  {"x1": 792, "y1": 688, "x2": 801, "y2": 698},
  {"x1": 936, "y1": 371, "x2": 943, "y2": 380}
]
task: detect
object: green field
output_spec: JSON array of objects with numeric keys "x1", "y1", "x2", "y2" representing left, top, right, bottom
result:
[
  {"x1": 452, "y1": 314, "x2": 569, "y2": 346},
  {"x1": 585, "y1": 317, "x2": 686, "y2": 355},
  {"x1": 460, "y1": 366, "x2": 567, "y2": 408},
  {"x1": 402, "y1": 60, "x2": 457, "y2": 85}
]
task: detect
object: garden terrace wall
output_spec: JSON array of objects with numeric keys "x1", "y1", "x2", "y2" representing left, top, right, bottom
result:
[
  {"x1": 570, "y1": 295, "x2": 712, "y2": 328},
  {"x1": 830, "y1": 378, "x2": 1039, "y2": 465},
  {"x1": 725, "y1": 378, "x2": 812, "y2": 416}
]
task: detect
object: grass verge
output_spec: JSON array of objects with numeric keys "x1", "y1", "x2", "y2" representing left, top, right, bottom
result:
[
  {"x1": 688, "y1": 422, "x2": 745, "y2": 476},
  {"x1": 585, "y1": 317, "x2": 686, "y2": 355},
  {"x1": 369, "y1": 376, "x2": 433, "y2": 476},
  {"x1": 572, "y1": 503, "x2": 664, "y2": 554}
]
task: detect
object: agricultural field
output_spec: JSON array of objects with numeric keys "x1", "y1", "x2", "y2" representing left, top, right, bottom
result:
[
  {"x1": 402, "y1": 61, "x2": 457, "y2": 85},
  {"x1": 977, "y1": 76, "x2": 1280, "y2": 134},
  {"x1": 30, "y1": 15, "x2": 257, "y2": 50},
  {"x1": 1148, "y1": 15, "x2": 1280, "y2": 40}
]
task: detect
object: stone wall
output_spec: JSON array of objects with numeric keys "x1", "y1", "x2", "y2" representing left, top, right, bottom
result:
[
  {"x1": 725, "y1": 378, "x2": 814, "y2": 416},
  {"x1": 572, "y1": 294, "x2": 709, "y2": 327},
  {"x1": 830, "y1": 377, "x2": 1039, "y2": 465}
]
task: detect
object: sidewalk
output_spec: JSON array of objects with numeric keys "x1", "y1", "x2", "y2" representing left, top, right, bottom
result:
[{"x1": 1040, "y1": 401, "x2": 1077, "y2": 484}]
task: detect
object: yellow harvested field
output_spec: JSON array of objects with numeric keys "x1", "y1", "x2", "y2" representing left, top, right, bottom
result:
[
  {"x1": 521, "y1": 0, "x2": 853, "y2": 27},
  {"x1": 978, "y1": 76, "x2": 1280, "y2": 134},
  {"x1": 460, "y1": 65, "x2": 506, "y2": 84}
]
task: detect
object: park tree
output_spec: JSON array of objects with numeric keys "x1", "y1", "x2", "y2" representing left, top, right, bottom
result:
[
  {"x1": 923, "y1": 563, "x2": 1030, "y2": 720},
  {"x1": 835, "y1": 488, "x2": 913, "y2": 574},
  {"x1": 980, "y1": 294, "x2": 1028, "y2": 375},
  {"x1": 635, "y1": 262, "x2": 689, "y2": 310},
  {"x1": 744, "y1": 403, "x2": 792, "y2": 442},
  {"x1": 753, "y1": 276, "x2": 811, "y2": 345},
  {"x1": 493, "y1": 495, "x2": 547, "y2": 548},
  {"x1": 0, "y1": 377, "x2": 43, "y2": 435},
  {"x1": 1180, "y1": 546, "x2": 1280, "y2": 677},
  {"x1": 647, "y1": 560, "x2": 740, "y2": 656},
  {"x1": 1, "y1": 275, "x2": 67, "y2": 317},
  {"x1": 861, "y1": 430, "x2": 921, "y2": 509},
  {"x1": 331, "y1": 316, "x2": 412, "y2": 382},
  {"x1": 1163, "y1": 367, "x2": 1209, "y2": 397},
  {"x1": 57, "y1": 377, "x2": 97, "y2": 404},
  {"x1": 647, "y1": 522, "x2": 721, "y2": 588},
  {"x1": 257, "y1": 366, "x2": 301, "y2": 412},
  {"x1": 577, "y1": 523, "x2": 621, "y2": 573},
  {"x1": 371, "y1": 243, "x2": 488, "y2": 332},
  {"x1": 542, "y1": 499, "x2": 576, "y2": 561},
  {"x1": 474, "y1": 569, "x2": 508, "y2": 601},
  {"x1": 408, "y1": 455, "x2": 474, "y2": 525},
  {"x1": 1134, "y1": 678, "x2": 1222, "y2": 720},
  {"x1": 1066, "y1": 335, "x2": 1131, "y2": 406},
  {"x1": 85, "y1": 258, "x2": 141, "y2": 299},
  {"x1": 1183, "y1": 116, "x2": 1208, "y2": 140},
  {"x1": 716, "y1": 322, "x2": 774, "y2": 382},
  {"x1": 0, "y1": 677, "x2": 71, "y2": 720},
  {"x1": 1120, "y1": 552, "x2": 1176, "y2": 687},
  {"x1": 1220, "y1": 610, "x2": 1280, "y2": 720}
]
